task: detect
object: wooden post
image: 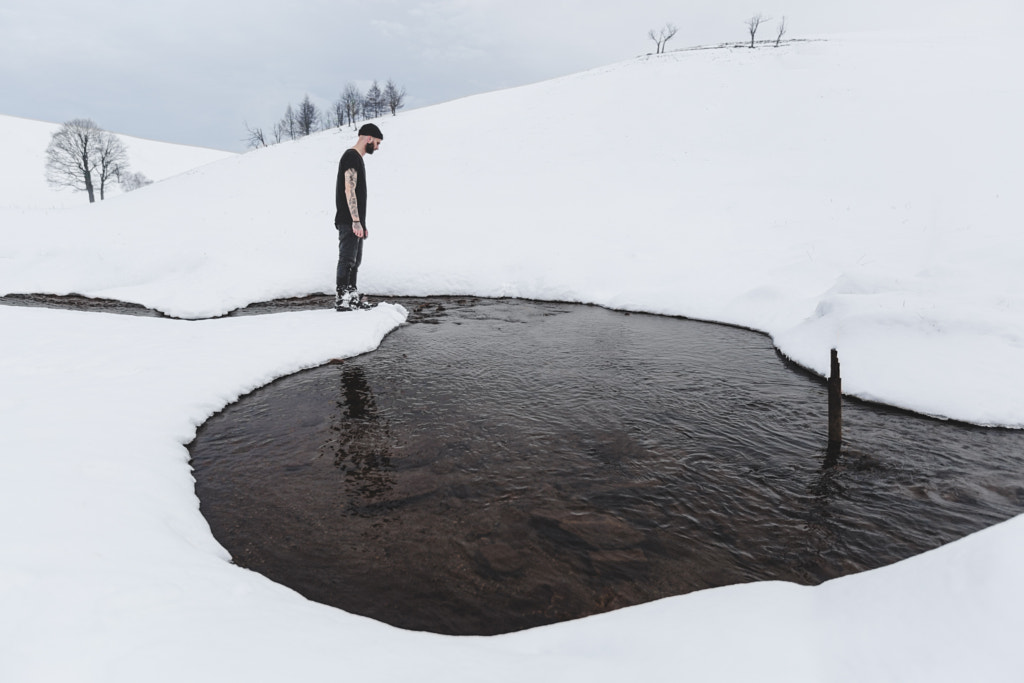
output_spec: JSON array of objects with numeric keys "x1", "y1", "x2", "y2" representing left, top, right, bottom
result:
[{"x1": 827, "y1": 348, "x2": 842, "y2": 455}]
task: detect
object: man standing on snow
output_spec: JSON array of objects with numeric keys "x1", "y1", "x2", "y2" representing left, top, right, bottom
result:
[{"x1": 334, "y1": 123, "x2": 384, "y2": 311}]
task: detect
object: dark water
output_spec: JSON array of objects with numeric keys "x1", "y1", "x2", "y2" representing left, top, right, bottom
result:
[
  {"x1": 0, "y1": 293, "x2": 165, "y2": 317},
  {"x1": 189, "y1": 297, "x2": 1024, "y2": 635}
]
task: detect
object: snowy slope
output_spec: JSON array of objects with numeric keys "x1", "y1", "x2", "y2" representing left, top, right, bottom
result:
[
  {"x1": 0, "y1": 113, "x2": 235, "y2": 209},
  {"x1": 2, "y1": 17, "x2": 1024, "y2": 683},
  {"x1": 2, "y1": 32, "x2": 1022, "y2": 426}
]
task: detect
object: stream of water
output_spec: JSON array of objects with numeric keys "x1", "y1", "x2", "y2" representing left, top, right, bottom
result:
[{"x1": 185, "y1": 296, "x2": 1024, "y2": 635}]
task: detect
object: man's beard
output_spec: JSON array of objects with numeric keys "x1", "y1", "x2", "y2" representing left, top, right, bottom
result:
[{"x1": 366, "y1": 142, "x2": 377, "y2": 155}]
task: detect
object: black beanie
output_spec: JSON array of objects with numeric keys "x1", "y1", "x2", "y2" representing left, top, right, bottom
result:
[{"x1": 358, "y1": 123, "x2": 383, "y2": 139}]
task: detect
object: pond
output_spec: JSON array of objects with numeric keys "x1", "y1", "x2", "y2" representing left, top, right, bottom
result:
[{"x1": 181, "y1": 296, "x2": 1024, "y2": 635}]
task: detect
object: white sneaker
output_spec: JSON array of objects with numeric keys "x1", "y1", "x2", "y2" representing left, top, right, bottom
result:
[
  {"x1": 351, "y1": 291, "x2": 373, "y2": 309},
  {"x1": 335, "y1": 289, "x2": 354, "y2": 311}
]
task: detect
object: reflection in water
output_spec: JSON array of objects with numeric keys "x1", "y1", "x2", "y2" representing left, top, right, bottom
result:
[
  {"x1": 325, "y1": 366, "x2": 395, "y2": 513},
  {"x1": 190, "y1": 297, "x2": 1024, "y2": 636}
]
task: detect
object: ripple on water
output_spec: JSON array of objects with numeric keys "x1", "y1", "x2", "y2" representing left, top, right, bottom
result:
[{"x1": 189, "y1": 297, "x2": 1024, "y2": 635}]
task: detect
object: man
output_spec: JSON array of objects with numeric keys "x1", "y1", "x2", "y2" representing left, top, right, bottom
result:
[{"x1": 334, "y1": 123, "x2": 383, "y2": 311}]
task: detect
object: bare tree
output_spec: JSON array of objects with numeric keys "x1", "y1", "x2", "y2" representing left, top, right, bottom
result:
[
  {"x1": 648, "y1": 23, "x2": 678, "y2": 55},
  {"x1": 271, "y1": 120, "x2": 286, "y2": 143},
  {"x1": 94, "y1": 129, "x2": 128, "y2": 201},
  {"x1": 276, "y1": 104, "x2": 298, "y2": 141},
  {"x1": 296, "y1": 95, "x2": 320, "y2": 136},
  {"x1": 45, "y1": 119, "x2": 131, "y2": 202},
  {"x1": 327, "y1": 98, "x2": 346, "y2": 129},
  {"x1": 747, "y1": 13, "x2": 765, "y2": 48},
  {"x1": 45, "y1": 119, "x2": 102, "y2": 203},
  {"x1": 775, "y1": 16, "x2": 787, "y2": 47},
  {"x1": 341, "y1": 83, "x2": 363, "y2": 129},
  {"x1": 244, "y1": 121, "x2": 267, "y2": 149},
  {"x1": 120, "y1": 171, "x2": 152, "y2": 192},
  {"x1": 384, "y1": 79, "x2": 406, "y2": 116}
]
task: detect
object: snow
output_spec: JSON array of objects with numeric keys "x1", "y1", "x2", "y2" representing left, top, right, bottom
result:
[{"x1": 2, "y1": 17, "x2": 1024, "y2": 683}]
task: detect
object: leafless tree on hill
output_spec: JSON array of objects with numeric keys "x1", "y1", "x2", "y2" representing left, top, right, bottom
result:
[
  {"x1": 45, "y1": 119, "x2": 129, "y2": 203},
  {"x1": 341, "y1": 83, "x2": 363, "y2": 129},
  {"x1": 326, "y1": 99, "x2": 345, "y2": 129},
  {"x1": 747, "y1": 13, "x2": 765, "y2": 48},
  {"x1": 244, "y1": 122, "x2": 268, "y2": 148},
  {"x1": 648, "y1": 23, "x2": 678, "y2": 54},
  {"x1": 775, "y1": 16, "x2": 787, "y2": 47},
  {"x1": 275, "y1": 104, "x2": 297, "y2": 142},
  {"x1": 45, "y1": 119, "x2": 100, "y2": 202},
  {"x1": 94, "y1": 129, "x2": 128, "y2": 200},
  {"x1": 384, "y1": 79, "x2": 406, "y2": 116}
]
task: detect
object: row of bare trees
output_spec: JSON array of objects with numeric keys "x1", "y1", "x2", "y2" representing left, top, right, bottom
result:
[
  {"x1": 648, "y1": 23, "x2": 678, "y2": 54},
  {"x1": 647, "y1": 14, "x2": 789, "y2": 54},
  {"x1": 747, "y1": 14, "x2": 787, "y2": 48},
  {"x1": 44, "y1": 119, "x2": 151, "y2": 203},
  {"x1": 245, "y1": 79, "x2": 406, "y2": 149}
]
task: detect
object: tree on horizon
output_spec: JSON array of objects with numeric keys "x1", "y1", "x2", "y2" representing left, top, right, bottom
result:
[
  {"x1": 296, "y1": 95, "x2": 320, "y2": 137},
  {"x1": 747, "y1": 13, "x2": 765, "y2": 48},
  {"x1": 384, "y1": 79, "x2": 406, "y2": 116},
  {"x1": 340, "y1": 83, "x2": 363, "y2": 129},
  {"x1": 246, "y1": 78, "x2": 408, "y2": 148},
  {"x1": 648, "y1": 23, "x2": 678, "y2": 55},
  {"x1": 363, "y1": 81, "x2": 386, "y2": 119}
]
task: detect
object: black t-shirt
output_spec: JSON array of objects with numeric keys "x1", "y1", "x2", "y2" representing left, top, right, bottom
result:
[{"x1": 334, "y1": 148, "x2": 367, "y2": 226}]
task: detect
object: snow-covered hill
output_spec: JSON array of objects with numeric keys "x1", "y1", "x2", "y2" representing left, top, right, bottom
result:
[
  {"x1": 2, "y1": 31, "x2": 1022, "y2": 426},
  {"x1": 2, "y1": 17, "x2": 1024, "y2": 683},
  {"x1": 0, "y1": 113, "x2": 235, "y2": 209}
]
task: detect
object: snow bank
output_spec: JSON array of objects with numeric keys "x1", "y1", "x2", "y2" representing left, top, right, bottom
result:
[{"x1": 1, "y1": 301, "x2": 1021, "y2": 682}]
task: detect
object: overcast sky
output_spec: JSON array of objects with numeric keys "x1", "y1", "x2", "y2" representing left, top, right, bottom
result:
[{"x1": 0, "y1": 0, "x2": 991, "y2": 151}]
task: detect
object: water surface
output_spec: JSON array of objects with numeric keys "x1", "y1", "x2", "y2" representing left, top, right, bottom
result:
[{"x1": 190, "y1": 297, "x2": 1024, "y2": 635}]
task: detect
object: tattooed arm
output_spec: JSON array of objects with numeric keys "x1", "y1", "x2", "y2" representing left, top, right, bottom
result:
[{"x1": 344, "y1": 168, "x2": 364, "y2": 238}]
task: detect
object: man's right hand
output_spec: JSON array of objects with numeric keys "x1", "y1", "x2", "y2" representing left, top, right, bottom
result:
[{"x1": 352, "y1": 221, "x2": 365, "y2": 238}]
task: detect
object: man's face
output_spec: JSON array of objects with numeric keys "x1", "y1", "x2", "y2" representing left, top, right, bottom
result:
[{"x1": 366, "y1": 137, "x2": 382, "y2": 155}]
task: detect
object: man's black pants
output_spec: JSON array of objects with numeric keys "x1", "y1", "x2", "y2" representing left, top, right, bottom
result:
[{"x1": 336, "y1": 224, "x2": 364, "y2": 294}]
